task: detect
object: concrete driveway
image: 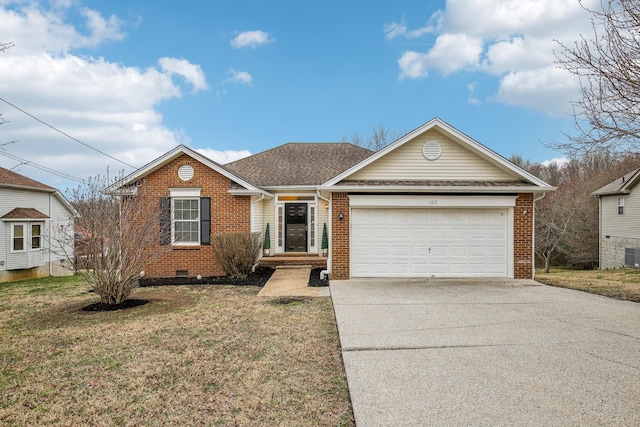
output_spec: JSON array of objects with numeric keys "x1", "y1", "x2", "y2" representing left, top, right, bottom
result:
[{"x1": 330, "y1": 278, "x2": 640, "y2": 426}]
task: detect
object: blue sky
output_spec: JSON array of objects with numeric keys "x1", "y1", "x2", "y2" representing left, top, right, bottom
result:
[{"x1": 0, "y1": 0, "x2": 596, "y2": 191}]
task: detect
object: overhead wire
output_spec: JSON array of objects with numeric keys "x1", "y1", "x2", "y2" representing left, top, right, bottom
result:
[
  {"x1": 0, "y1": 150, "x2": 86, "y2": 185},
  {"x1": 0, "y1": 96, "x2": 138, "y2": 169}
]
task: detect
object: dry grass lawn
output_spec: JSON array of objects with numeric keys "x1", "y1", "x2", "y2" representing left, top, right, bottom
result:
[
  {"x1": 0, "y1": 276, "x2": 354, "y2": 426},
  {"x1": 536, "y1": 268, "x2": 640, "y2": 302}
]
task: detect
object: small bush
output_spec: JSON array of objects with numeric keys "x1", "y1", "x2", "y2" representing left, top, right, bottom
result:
[{"x1": 211, "y1": 232, "x2": 262, "y2": 279}]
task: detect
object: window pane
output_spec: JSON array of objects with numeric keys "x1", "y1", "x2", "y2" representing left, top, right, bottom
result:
[
  {"x1": 32, "y1": 236, "x2": 41, "y2": 249},
  {"x1": 14, "y1": 225, "x2": 23, "y2": 238},
  {"x1": 32, "y1": 224, "x2": 41, "y2": 236}
]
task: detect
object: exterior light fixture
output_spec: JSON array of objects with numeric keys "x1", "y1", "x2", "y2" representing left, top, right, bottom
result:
[{"x1": 338, "y1": 212, "x2": 344, "y2": 221}]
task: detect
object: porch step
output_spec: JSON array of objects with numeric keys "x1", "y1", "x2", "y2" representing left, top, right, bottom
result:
[{"x1": 259, "y1": 255, "x2": 327, "y2": 269}]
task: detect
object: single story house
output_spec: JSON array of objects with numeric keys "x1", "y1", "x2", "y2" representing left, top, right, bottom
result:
[
  {"x1": 0, "y1": 167, "x2": 75, "y2": 282},
  {"x1": 115, "y1": 118, "x2": 554, "y2": 280},
  {"x1": 593, "y1": 168, "x2": 640, "y2": 269}
]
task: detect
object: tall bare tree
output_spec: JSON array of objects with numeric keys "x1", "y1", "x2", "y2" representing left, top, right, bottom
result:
[
  {"x1": 344, "y1": 124, "x2": 404, "y2": 151},
  {"x1": 66, "y1": 174, "x2": 169, "y2": 305},
  {"x1": 554, "y1": 0, "x2": 640, "y2": 155}
]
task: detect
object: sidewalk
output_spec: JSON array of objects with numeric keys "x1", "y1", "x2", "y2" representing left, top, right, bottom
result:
[{"x1": 257, "y1": 266, "x2": 330, "y2": 297}]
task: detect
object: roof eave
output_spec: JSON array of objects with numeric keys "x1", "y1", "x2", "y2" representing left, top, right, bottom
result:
[
  {"x1": 0, "y1": 183, "x2": 56, "y2": 193},
  {"x1": 319, "y1": 185, "x2": 555, "y2": 193},
  {"x1": 228, "y1": 189, "x2": 274, "y2": 198}
]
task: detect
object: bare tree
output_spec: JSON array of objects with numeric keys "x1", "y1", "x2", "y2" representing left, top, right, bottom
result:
[
  {"x1": 0, "y1": 41, "x2": 14, "y2": 52},
  {"x1": 554, "y1": 0, "x2": 640, "y2": 155},
  {"x1": 343, "y1": 124, "x2": 404, "y2": 151},
  {"x1": 66, "y1": 174, "x2": 169, "y2": 305}
]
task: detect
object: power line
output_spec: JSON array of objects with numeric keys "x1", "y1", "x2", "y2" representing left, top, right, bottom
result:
[
  {"x1": 0, "y1": 96, "x2": 137, "y2": 169},
  {"x1": 0, "y1": 150, "x2": 86, "y2": 185}
]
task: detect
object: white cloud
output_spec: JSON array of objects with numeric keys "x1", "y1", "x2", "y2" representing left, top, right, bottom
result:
[
  {"x1": 541, "y1": 157, "x2": 569, "y2": 167},
  {"x1": 159, "y1": 57, "x2": 208, "y2": 91},
  {"x1": 226, "y1": 69, "x2": 253, "y2": 86},
  {"x1": 399, "y1": 33, "x2": 483, "y2": 78},
  {"x1": 493, "y1": 66, "x2": 579, "y2": 116},
  {"x1": 230, "y1": 30, "x2": 274, "y2": 48},
  {"x1": 196, "y1": 148, "x2": 251, "y2": 164},
  {"x1": 391, "y1": 0, "x2": 599, "y2": 115},
  {"x1": 0, "y1": 1, "x2": 210, "y2": 190}
]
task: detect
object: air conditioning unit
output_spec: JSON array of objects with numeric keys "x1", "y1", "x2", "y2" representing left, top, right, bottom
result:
[{"x1": 624, "y1": 248, "x2": 640, "y2": 268}]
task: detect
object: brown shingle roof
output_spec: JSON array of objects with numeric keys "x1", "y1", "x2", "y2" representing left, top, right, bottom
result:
[
  {"x1": 225, "y1": 143, "x2": 374, "y2": 186},
  {"x1": 0, "y1": 167, "x2": 55, "y2": 191},
  {"x1": 592, "y1": 168, "x2": 640, "y2": 196},
  {"x1": 1, "y1": 207, "x2": 50, "y2": 219}
]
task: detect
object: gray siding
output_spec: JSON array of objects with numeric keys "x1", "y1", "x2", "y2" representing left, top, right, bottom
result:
[{"x1": 600, "y1": 189, "x2": 640, "y2": 239}]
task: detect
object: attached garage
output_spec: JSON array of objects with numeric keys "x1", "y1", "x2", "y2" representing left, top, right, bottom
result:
[
  {"x1": 321, "y1": 118, "x2": 555, "y2": 280},
  {"x1": 349, "y1": 195, "x2": 515, "y2": 278}
]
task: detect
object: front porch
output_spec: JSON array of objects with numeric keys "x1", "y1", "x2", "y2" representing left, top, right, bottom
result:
[{"x1": 258, "y1": 253, "x2": 327, "y2": 269}]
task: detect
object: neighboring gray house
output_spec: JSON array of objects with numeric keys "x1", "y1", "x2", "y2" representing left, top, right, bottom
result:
[
  {"x1": 593, "y1": 168, "x2": 640, "y2": 269},
  {"x1": 0, "y1": 167, "x2": 75, "y2": 282}
]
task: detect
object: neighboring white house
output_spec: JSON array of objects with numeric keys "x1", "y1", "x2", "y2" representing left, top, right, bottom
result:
[
  {"x1": 593, "y1": 168, "x2": 640, "y2": 269},
  {"x1": 0, "y1": 167, "x2": 75, "y2": 282}
]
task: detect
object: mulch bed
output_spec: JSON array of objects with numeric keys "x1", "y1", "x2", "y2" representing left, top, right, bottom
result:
[
  {"x1": 138, "y1": 266, "x2": 276, "y2": 287},
  {"x1": 139, "y1": 266, "x2": 331, "y2": 288}
]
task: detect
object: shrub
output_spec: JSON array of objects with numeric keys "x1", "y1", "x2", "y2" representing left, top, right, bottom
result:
[{"x1": 211, "y1": 232, "x2": 262, "y2": 279}]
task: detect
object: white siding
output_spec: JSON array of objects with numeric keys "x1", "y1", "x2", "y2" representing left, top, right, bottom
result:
[
  {"x1": 251, "y1": 195, "x2": 264, "y2": 234},
  {"x1": 0, "y1": 189, "x2": 74, "y2": 275},
  {"x1": 349, "y1": 129, "x2": 519, "y2": 181},
  {"x1": 601, "y1": 189, "x2": 640, "y2": 239}
]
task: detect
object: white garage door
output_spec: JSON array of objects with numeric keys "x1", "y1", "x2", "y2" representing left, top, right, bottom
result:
[{"x1": 351, "y1": 208, "x2": 509, "y2": 278}]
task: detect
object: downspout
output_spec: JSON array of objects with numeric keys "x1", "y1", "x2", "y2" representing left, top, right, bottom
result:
[
  {"x1": 316, "y1": 190, "x2": 331, "y2": 279},
  {"x1": 532, "y1": 192, "x2": 547, "y2": 278},
  {"x1": 252, "y1": 194, "x2": 265, "y2": 257},
  {"x1": 49, "y1": 193, "x2": 53, "y2": 276}
]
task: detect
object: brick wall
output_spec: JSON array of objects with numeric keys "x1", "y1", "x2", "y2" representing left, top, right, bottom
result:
[
  {"x1": 140, "y1": 154, "x2": 250, "y2": 278},
  {"x1": 514, "y1": 193, "x2": 533, "y2": 279},
  {"x1": 330, "y1": 192, "x2": 350, "y2": 280}
]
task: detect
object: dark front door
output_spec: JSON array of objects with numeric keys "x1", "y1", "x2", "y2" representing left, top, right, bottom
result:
[{"x1": 285, "y1": 203, "x2": 307, "y2": 252}]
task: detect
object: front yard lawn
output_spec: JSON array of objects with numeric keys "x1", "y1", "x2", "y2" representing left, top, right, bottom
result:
[
  {"x1": 535, "y1": 268, "x2": 640, "y2": 302},
  {"x1": 0, "y1": 275, "x2": 354, "y2": 426}
]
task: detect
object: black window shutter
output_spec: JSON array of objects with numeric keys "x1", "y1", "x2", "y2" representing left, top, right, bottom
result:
[
  {"x1": 160, "y1": 197, "x2": 171, "y2": 245},
  {"x1": 200, "y1": 197, "x2": 211, "y2": 245}
]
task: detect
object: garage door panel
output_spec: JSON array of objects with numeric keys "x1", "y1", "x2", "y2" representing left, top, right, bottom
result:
[{"x1": 351, "y1": 207, "x2": 508, "y2": 278}]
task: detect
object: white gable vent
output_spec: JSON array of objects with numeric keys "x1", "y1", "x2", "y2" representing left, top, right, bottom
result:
[
  {"x1": 422, "y1": 141, "x2": 441, "y2": 160},
  {"x1": 178, "y1": 164, "x2": 195, "y2": 181}
]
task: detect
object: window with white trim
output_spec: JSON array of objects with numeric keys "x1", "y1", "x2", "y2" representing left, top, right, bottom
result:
[
  {"x1": 618, "y1": 196, "x2": 625, "y2": 216},
  {"x1": 173, "y1": 198, "x2": 200, "y2": 244},
  {"x1": 12, "y1": 223, "x2": 25, "y2": 252},
  {"x1": 31, "y1": 223, "x2": 42, "y2": 250}
]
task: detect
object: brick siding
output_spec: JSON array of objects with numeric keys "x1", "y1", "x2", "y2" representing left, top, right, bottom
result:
[
  {"x1": 330, "y1": 192, "x2": 350, "y2": 280},
  {"x1": 514, "y1": 193, "x2": 534, "y2": 279},
  {"x1": 140, "y1": 154, "x2": 250, "y2": 278}
]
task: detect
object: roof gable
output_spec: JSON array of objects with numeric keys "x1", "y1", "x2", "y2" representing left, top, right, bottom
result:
[
  {"x1": 323, "y1": 118, "x2": 553, "y2": 190},
  {"x1": 1, "y1": 207, "x2": 49, "y2": 220},
  {"x1": 0, "y1": 167, "x2": 55, "y2": 192},
  {"x1": 593, "y1": 168, "x2": 640, "y2": 196},
  {"x1": 225, "y1": 143, "x2": 373, "y2": 187},
  {"x1": 111, "y1": 145, "x2": 264, "y2": 194}
]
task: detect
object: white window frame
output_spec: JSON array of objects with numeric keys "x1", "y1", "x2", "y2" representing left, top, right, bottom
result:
[
  {"x1": 11, "y1": 223, "x2": 26, "y2": 253},
  {"x1": 617, "y1": 196, "x2": 625, "y2": 216},
  {"x1": 169, "y1": 188, "x2": 202, "y2": 246},
  {"x1": 30, "y1": 222, "x2": 43, "y2": 251}
]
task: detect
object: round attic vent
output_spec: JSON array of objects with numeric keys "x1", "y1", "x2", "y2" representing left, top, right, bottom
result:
[
  {"x1": 178, "y1": 164, "x2": 194, "y2": 181},
  {"x1": 422, "y1": 141, "x2": 442, "y2": 160}
]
